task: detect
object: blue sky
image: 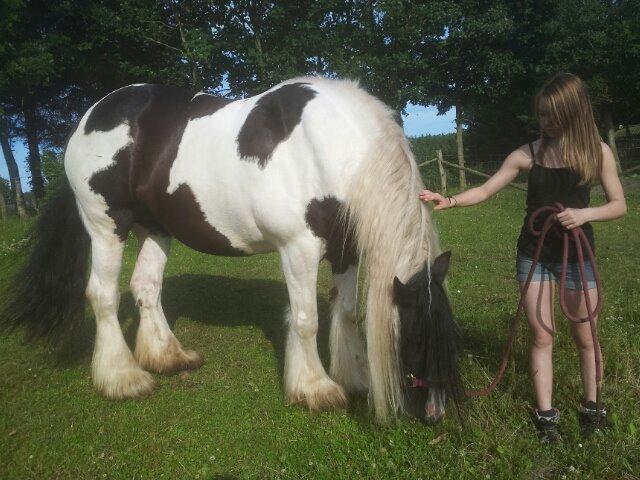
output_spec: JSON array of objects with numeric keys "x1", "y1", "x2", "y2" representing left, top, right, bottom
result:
[
  {"x1": 403, "y1": 104, "x2": 455, "y2": 137},
  {"x1": 0, "y1": 104, "x2": 455, "y2": 189}
]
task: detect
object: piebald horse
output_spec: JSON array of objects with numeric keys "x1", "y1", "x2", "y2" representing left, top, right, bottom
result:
[{"x1": 1, "y1": 77, "x2": 460, "y2": 422}]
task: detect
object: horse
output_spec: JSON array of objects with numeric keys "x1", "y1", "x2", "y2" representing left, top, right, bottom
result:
[{"x1": 0, "y1": 77, "x2": 461, "y2": 423}]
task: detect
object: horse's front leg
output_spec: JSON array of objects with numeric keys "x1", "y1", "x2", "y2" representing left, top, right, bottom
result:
[
  {"x1": 329, "y1": 265, "x2": 369, "y2": 395},
  {"x1": 280, "y1": 235, "x2": 347, "y2": 410},
  {"x1": 425, "y1": 388, "x2": 446, "y2": 425}
]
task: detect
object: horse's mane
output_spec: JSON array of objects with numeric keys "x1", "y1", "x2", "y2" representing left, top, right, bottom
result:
[{"x1": 336, "y1": 83, "x2": 441, "y2": 421}]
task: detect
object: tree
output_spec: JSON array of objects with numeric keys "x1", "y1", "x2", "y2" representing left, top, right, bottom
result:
[
  {"x1": 538, "y1": 0, "x2": 622, "y2": 169},
  {"x1": 435, "y1": 0, "x2": 640, "y2": 171},
  {"x1": 108, "y1": 0, "x2": 229, "y2": 93},
  {"x1": 0, "y1": 177, "x2": 7, "y2": 220},
  {"x1": 599, "y1": 0, "x2": 640, "y2": 170},
  {"x1": 318, "y1": 1, "x2": 450, "y2": 115},
  {"x1": 418, "y1": 1, "x2": 522, "y2": 187},
  {"x1": 0, "y1": 0, "x2": 230, "y2": 203},
  {"x1": 218, "y1": 1, "x2": 330, "y2": 96},
  {"x1": 0, "y1": 115, "x2": 28, "y2": 218},
  {"x1": 0, "y1": 0, "x2": 52, "y2": 200}
]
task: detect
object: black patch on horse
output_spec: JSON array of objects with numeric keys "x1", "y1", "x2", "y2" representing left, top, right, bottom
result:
[
  {"x1": 88, "y1": 145, "x2": 136, "y2": 240},
  {"x1": 84, "y1": 85, "x2": 153, "y2": 134},
  {"x1": 237, "y1": 82, "x2": 317, "y2": 168},
  {"x1": 86, "y1": 84, "x2": 243, "y2": 255},
  {"x1": 305, "y1": 196, "x2": 357, "y2": 274},
  {"x1": 159, "y1": 183, "x2": 245, "y2": 256},
  {"x1": 189, "y1": 94, "x2": 234, "y2": 120},
  {"x1": 88, "y1": 145, "x2": 165, "y2": 240}
]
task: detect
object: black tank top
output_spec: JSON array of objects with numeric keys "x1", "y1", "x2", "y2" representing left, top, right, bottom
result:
[{"x1": 516, "y1": 143, "x2": 595, "y2": 263}]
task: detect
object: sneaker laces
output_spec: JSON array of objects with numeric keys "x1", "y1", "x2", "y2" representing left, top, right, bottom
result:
[
  {"x1": 534, "y1": 408, "x2": 560, "y2": 426},
  {"x1": 579, "y1": 401, "x2": 607, "y2": 416}
]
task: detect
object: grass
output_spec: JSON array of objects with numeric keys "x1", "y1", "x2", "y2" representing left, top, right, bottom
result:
[{"x1": 1, "y1": 187, "x2": 639, "y2": 480}]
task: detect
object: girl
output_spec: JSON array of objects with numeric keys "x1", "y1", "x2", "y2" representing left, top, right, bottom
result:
[{"x1": 419, "y1": 73, "x2": 627, "y2": 442}]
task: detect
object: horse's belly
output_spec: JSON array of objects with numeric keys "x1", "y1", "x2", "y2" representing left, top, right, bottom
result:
[{"x1": 135, "y1": 176, "x2": 268, "y2": 256}]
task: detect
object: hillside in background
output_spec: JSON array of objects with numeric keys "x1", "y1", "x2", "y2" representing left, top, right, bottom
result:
[{"x1": 410, "y1": 133, "x2": 457, "y2": 163}]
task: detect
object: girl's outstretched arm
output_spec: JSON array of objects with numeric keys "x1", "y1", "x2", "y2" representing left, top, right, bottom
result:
[{"x1": 419, "y1": 145, "x2": 531, "y2": 210}]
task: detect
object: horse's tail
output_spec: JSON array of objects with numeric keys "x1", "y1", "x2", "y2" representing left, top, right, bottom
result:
[
  {"x1": 342, "y1": 106, "x2": 439, "y2": 422},
  {"x1": 0, "y1": 178, "x2": 91, "y2": 348}
]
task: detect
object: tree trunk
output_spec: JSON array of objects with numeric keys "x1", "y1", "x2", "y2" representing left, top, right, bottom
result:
[
  {"x1": 603, "y1": 110, "x2": 621, "y2": 172},
  {"x1": 23, "y1": 105, "x2": 45, "y2": 202},
  {"x1": 0, "y1": 119, "x2": 28, "y2": 219},
  {"x1": 455, "y1": 105, "x2": 467, "y2": 190},
  {"x1": 0, "y1": 183, "x2": 6, "y2": 220}
]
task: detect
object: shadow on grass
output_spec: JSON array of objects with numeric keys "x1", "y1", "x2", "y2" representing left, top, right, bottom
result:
[
  {"x1": 21, "y1": 272, "x2": 333, "y2": 385},
  {"x1": 458, "y1": 313, "x2": 532, "y2": 403},
  {"x1": 23, "y1": 273, "x2": 531, "y2": 423},
  {"x1": 117, "y1": 273, "x2": 333, "y2": 385}
]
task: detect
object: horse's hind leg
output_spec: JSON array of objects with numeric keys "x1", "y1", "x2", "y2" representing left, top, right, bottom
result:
[
  {"x1": 131, "y1": 228, "x2": 203, "y2": 373},
  {"x1": 329, "y1": 265, "x2": 369, "y2": 394},
  {"x1": 86, "y1": 228, "x2": 156, "y2": 399},
  {"x1": 280, "y1": 235, "x2": 347, "y2": 410}
]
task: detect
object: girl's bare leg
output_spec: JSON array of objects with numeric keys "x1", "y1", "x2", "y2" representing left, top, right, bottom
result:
[
  {"x1": 564, "y1": 288, "x2": 601, "y2": 403},
  {"x1": 521, "y1": 280, "x2": 556, "y2": 411}
]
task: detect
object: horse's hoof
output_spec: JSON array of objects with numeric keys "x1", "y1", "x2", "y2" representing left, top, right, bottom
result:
[
  {"x1": 94, "y1": 365, "x2": 156, "y2": 400},
  {"x1": 178, "y1": 349, "x2": 204, "y2": 371},
  {"x1": 423, "y1": 402, "x2": 445, "y2": 425},
  {"x1": 288, "y1": 377, "x2": 348, "y2": 411},
  {"x1": 136, "y1": 339, "x2": 204, "y2": 374}
]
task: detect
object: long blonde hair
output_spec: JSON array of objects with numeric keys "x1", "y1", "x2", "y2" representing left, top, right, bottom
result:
[
  {"x1": 535, "y1": 73, "x2": 603, "y2": 184},
  {"x1": 328, "y1": 78, "x2": 439, "y2": 422}
]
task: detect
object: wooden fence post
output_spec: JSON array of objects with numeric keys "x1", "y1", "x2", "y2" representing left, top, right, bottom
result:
[
  {"x1": 437, "y1": 149, "x2": 447, "y2": 195},
  {"x1": 455, "y1": 107, "x2": 467, "y2": 190}
]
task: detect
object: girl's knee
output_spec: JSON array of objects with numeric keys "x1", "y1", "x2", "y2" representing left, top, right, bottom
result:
[
  {"x1": 532, "y1": 332, "x2": 554, "y2": 349},
  {"x1": 572, "y1": 333, "x2": 595, "y2": 351}
]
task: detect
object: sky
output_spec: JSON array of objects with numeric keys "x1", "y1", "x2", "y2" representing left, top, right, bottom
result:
[{"x1": 0, "y1": 104, "x2": 456, "y2": 189}]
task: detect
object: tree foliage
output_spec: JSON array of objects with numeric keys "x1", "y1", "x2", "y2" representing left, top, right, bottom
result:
[{"x1": 0, "y1": 0, "x2": 638, "y2": 200}]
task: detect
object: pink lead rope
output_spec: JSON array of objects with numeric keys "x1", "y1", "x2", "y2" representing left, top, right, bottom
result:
[{"x1": 465, "y1": 203, "x2": 604, "y2": 422}]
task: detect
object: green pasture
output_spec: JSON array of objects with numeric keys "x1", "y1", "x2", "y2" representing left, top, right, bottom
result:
[{"x1": 1, "y1": 187, "x2": 639, "y2": 479}]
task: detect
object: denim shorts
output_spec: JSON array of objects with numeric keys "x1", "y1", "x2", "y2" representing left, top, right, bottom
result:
[{"x1": 516, "y1": 254, "x2": 597, "y2": 291}]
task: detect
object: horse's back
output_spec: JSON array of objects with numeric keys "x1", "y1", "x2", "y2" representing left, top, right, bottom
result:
[{"x1": 65, "y1": 78, "x2": 387, "y2": 255}]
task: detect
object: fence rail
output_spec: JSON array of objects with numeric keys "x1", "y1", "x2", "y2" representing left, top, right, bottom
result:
[
  {"x1": 419, "y1": 148, "x2": 640, "y2": 194},
  {"x1": 1, "y1": 147, "x2": 640, "y2": 220},
  {"x1": 420, "y1": 149, "x2": 528, "y2": 193}
]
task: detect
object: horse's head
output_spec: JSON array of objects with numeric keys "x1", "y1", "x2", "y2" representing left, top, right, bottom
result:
[{"x1": 392, "y1": 251, "x2": 462, "y2": 423}]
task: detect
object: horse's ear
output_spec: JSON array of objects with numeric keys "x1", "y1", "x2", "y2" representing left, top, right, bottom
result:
[
  {"x1": 431, "y1": 251, "x2": 451, "y2": 283},
  {"x1": 393, "y1": 276, "x2": 417, "y2": 307}
]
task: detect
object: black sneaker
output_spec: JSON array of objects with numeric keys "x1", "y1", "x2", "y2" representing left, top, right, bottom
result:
[
  {"x1": 579, "y1": 401, "x2": 609, "y2": 436},
  {"x1": 532, "y1": 408, "x2": 561, "y2": 444}
]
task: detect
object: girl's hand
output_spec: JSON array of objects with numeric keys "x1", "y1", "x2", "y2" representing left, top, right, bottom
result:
[
  {"x1": 556, "y1": 208, "x2": 590, "y2": 229},
  {"x1": 419, "y1": 190, "x2": 452, "y2": 210}
]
